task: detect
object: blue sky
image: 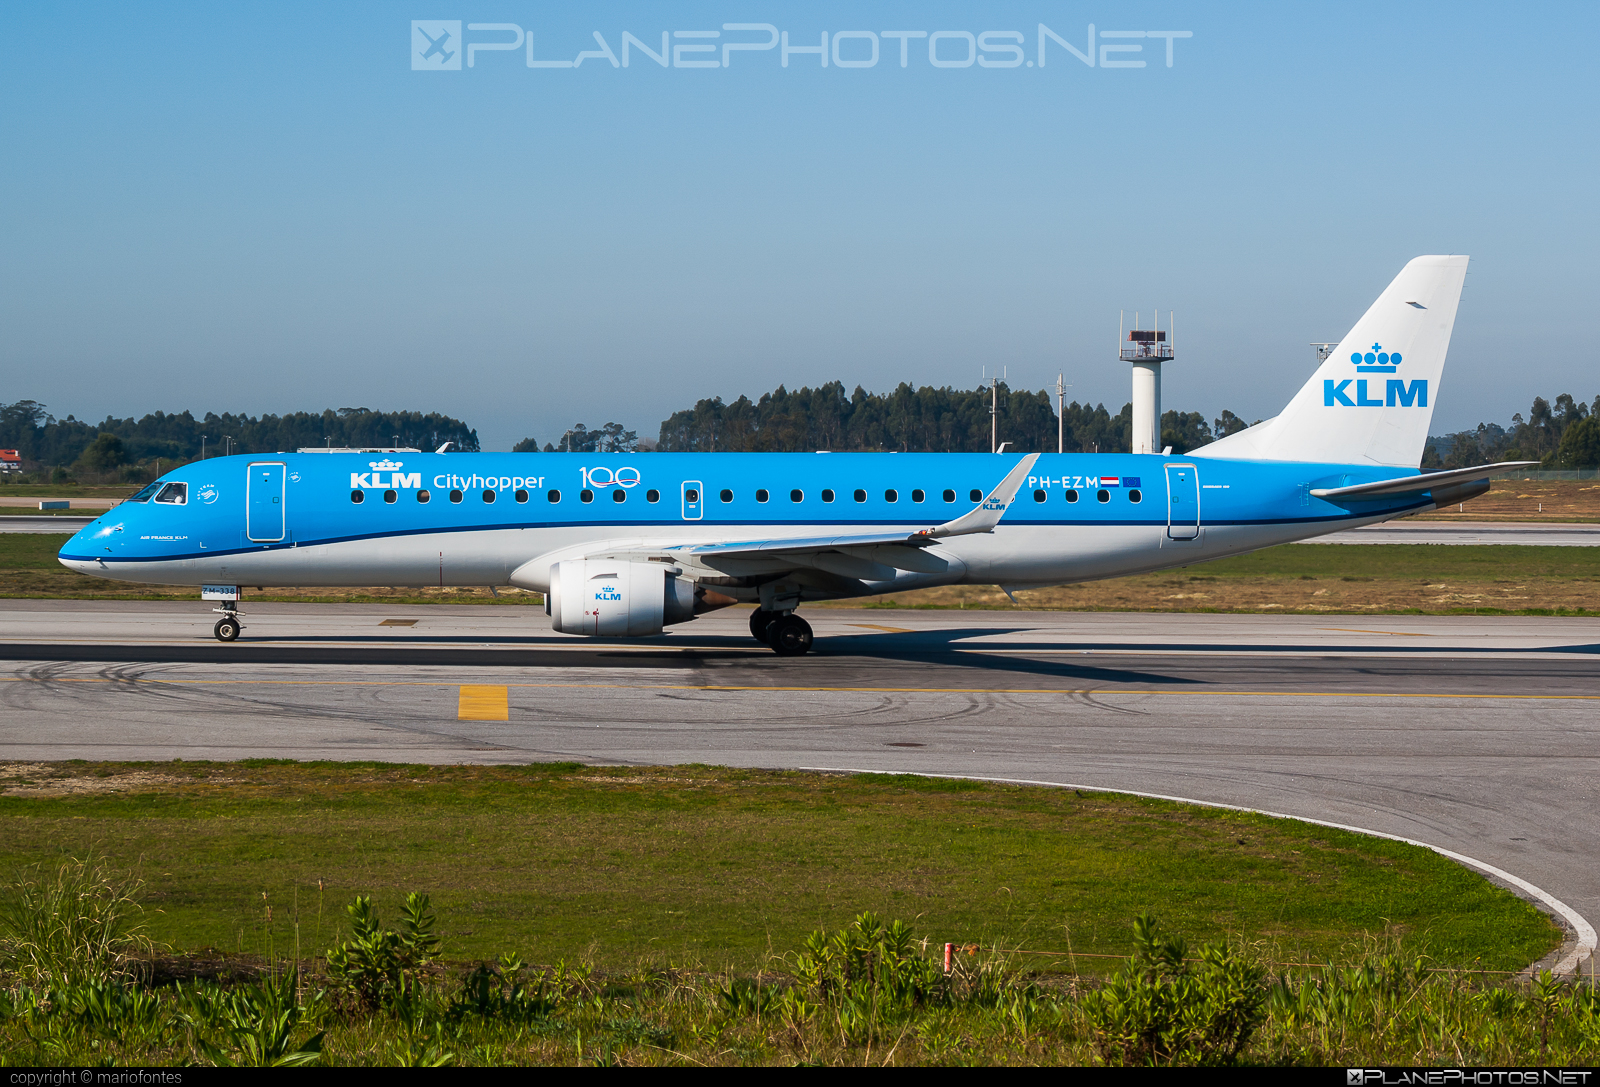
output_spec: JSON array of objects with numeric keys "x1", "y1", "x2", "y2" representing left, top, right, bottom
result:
[{"x1": 3, "y1": 2, "x2": 1596, "y2": 450}]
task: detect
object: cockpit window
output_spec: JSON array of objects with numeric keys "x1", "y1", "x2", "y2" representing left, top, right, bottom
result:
[
  {"x1": 126, "y1": 484, "x2": 161, "y2": 503},
  {"x1": 154, "y1": 482, "x2": 187, "y2": 505}
]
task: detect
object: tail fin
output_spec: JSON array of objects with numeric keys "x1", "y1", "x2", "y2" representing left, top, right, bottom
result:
[{"x1": 1198, "y1": 255, "x2": 1469, "y2": 467}]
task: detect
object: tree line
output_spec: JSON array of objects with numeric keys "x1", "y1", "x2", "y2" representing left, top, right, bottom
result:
[
  {"x1": 641, "y1": 381, "x2": 1239, "y2": 455},
  {"x1": 1424, "y1": 393, "x2": 1600, "y2": 470},
  {"x1": 0, "y1": 402, "x2": 479, "y2": 482}
]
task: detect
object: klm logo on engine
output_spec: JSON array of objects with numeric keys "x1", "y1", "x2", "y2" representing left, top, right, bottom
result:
[
  {"x1": 351, "y1": 459, "x2": 422, "y2": 489},
  {"x1": 595, "y1": 584, "x2": 622, "y2": 601},
  {"x1": 1326, "y1": 342, "x2": 1426, "y2": 407}
]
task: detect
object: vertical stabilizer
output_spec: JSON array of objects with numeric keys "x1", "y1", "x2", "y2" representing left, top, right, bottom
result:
[{"x1": 1197, "y1": 255, "x2": 1468, "y2": 467}]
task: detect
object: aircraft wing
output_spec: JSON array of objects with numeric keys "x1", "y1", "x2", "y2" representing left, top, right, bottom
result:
[
  {"x1": 662, "y1": 453, "x2": 1041, "y2": 576},
  {"x1": 1309, "y1": 461, "x2": 1537, "y2": 500}
]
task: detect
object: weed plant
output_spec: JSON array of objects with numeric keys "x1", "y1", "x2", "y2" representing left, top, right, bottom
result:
[{"x1": 0, "y1": 857, "x2": 1597, "y2": 1066}]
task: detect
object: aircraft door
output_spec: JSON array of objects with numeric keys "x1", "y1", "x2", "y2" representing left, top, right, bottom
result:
[
  {"x1": 247, "y1": 462, "x2": 287, "y2": 542},
  {"x1": 681, "y1": 480, "x2": 703, "y2": 521},
  {"x1": 1164, "y1": 463, "x2": 1200, "y2": 540}
]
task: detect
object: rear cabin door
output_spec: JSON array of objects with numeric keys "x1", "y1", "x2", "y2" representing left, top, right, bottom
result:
[
  {"x1": 681, "y1": 480, "x2": 703, "y2": 520},
  {"x1": 1164, "y1": 463, "x2": 1200, "y2": 540},
  {"x1": 247, "y1": 462, "x2": 286, "y2": 541}
]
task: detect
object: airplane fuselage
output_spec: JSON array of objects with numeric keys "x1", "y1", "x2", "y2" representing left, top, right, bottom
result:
[{"x1": 60, "y1": 450, "x2": 1426, "y2": 601}]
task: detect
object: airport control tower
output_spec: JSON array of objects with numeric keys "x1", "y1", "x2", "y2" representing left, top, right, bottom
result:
[{"x1": 1121, "y1": 314, "x2": 1173, "y2": 455}]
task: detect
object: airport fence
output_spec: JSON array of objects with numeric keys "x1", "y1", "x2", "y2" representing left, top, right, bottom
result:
[{"x1": 1489, "y1": 469, "x2": 1600, "y2": 481}]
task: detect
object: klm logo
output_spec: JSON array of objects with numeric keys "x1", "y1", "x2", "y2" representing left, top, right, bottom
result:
[
  {"x1": 594, "y1": 585, "x2": 622, "y2": 601},
  {"x1": 1352, "y1": 342, "x2": 1402, "y2": 373},
  {"x1": 1327, "y1": 341, "x2": 1424, "y2": 406},
  {"x1": 1324, "y1": 379, "x2": 1427, "y2": 408},
  {"x1": 351, "y1": 460, "x2": 422, "y2": 489}
]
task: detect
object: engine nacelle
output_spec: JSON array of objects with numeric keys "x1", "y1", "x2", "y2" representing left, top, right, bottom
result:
[{"x1": 546, "y1": 559, "x2": 695, "y2": 637}]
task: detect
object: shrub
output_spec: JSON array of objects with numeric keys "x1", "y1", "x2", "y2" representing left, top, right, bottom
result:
[
  {"x1": 325, "y1": 893, "x2": 441, "y2": 1010},
  {"x1": 1083, "y1": 913, "x2": 1267, "y2": 1066}
]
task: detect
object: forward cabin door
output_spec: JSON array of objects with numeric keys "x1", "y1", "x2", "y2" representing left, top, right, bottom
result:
[
  {"x1": 247, "y1": 462, "x2": 287, "y2": 542},
  {"x1": 1164, "y1": 463, "x2": 1200, "y2": 540}
]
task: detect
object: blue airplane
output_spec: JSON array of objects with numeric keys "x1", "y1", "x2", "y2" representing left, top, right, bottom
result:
[
  {"x1": 60, "y1": 256, "x2": 1529, "y2": 654},
  {"x1": 416, "y1": 25, "x2": 455, "y2": 65}
]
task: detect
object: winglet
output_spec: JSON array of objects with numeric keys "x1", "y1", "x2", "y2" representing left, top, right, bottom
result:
[{"x1": 925, "y1": 453, "x2": 1041, "y2": 539}]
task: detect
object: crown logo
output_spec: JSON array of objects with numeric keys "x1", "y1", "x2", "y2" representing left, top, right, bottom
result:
[
  {"x1": 370, "y1": 459, "x2": 404, "y2": 470},
  {"x1": 1351, "y1": 343, "x2": 1401, "y2": 373}
]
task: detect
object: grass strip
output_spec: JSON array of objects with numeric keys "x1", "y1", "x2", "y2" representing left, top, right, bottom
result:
[{"x1": 0, "y1": 761, "x2": 1559, "y2": 973}]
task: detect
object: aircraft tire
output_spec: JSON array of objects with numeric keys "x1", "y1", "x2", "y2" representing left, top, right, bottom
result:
[
  {"x1": 767, "y1": 614, "x2": 813, "y2": 656},
  {"x1": 214, "y1": 617, "x2": 241, "y2": 642},
  {"x1": 749, "y1": 609, "x2": 778, "y2": 643}
]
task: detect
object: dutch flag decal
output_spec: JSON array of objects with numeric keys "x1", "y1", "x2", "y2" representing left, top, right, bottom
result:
[{"x1": 1100, "y1": 476, "x2": 1122, "y2": 487}]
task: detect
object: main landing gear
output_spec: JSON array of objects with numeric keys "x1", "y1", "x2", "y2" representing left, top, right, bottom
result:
[
  {"x1": 213, "y1": 602, "x2": 242, "y2": 642},
  {"x1": 749, "y1": 609, "x2": 813, "y2": 657}
]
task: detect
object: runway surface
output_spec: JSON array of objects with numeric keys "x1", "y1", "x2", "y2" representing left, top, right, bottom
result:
[
  {"x1": 3, "y1": 599, "x2": 1598, "y2": 971},
  {"x1": 0, "y1": 516, "x2": 94, "y2": 533}
]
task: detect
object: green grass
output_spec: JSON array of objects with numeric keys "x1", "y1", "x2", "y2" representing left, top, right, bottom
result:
[
  {"x1": 0, "y1": 484, "x2": 137, "y2": 498},
  {"x1": 0, "y1": 762, "x2": 1560, "y2": 974}
]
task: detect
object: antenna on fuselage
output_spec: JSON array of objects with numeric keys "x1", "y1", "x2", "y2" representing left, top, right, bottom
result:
[{"x1": 435, "y1": 442, "x2": 453, "y2": 454}]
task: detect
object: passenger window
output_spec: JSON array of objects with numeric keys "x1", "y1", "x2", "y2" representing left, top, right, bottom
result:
[
  {"x1": 483, "y1": 489, "x2": 496, "y2": 503},
  {"x1": 154, "y1": 482, "x2": 187, "y2": 504},
  {"x1": 580, "y1": 489, "x2": 594, "y2": 503},
  {"x1": 417, "y1": 489, "x2": 430, "y2": 503},
  {"x1": 351, "y1": 490, "x2": 365, "y2": 504},
  {"x1": 1033, "y1": 489, "x2": 1046, "y2": 502},
  {"x1": 911, "y1": 489, "x2": 925, "y2": 503},
  {"x1": 790, "y1": 489, "x2": 803, "y2": 503},
  {"x1": 1065, "y1": 489, "x2": 1079, "y2": 503},
  {"x1": 684, "y1": 488, "x2": 699, "y2": 503},
  {"x1": 756, "y1": 489, "x2": 769, "y2": 503},
  {"x1": 548, "y1": 489, "x2": 561, "y2": 503},
  {"x1": 647, "y1": 489, "x2": 660, "y2": 502},
  {"x1": 612, "y1": 488, "x2": 626, "y2": 503},
  {"x1": 1129, "y1": 489, "x2": 1142, "y2": 503},
  {"x1": 384, "y1": 489, "x2": 397, "y2": 503},
  {"x1": 942, "y1": 489, "x2": 955, "y2": 502},
  {"x1": 720, "y1": 489, "x2": 733, "y2": 502},
  {"x1": 884, "y1": 489, "x2": 898, "y2": 503},
  {"x1": 515, "y1": 489, "x2": 528, "y2": 503},
  {"x1": 1097, "y1": 489, "x2": 1110, "y2": 503},
  {"x1": 821, "y1": 489, "x2": 835, "y2": 502},
  {"x1": 853, "y1": 489, "x2": 867, "y2": 502},
  {"x1": 969, "y1": 489, "x2": 982, "y2": 502},
  {"x1": 449, "y1": 490, "x2": 463, "y2": 503}
]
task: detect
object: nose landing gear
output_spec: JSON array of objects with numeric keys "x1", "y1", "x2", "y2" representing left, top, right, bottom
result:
[{"x1": 212, "y1": 602, "x2": 242, "y2": 642}]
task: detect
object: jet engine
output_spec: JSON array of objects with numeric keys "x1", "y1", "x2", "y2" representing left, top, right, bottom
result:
[{"x1": 546, "y1": 559, "x2": 695, "y2": 637}]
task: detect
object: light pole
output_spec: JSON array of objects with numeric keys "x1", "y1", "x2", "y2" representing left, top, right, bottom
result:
[
  {"x1": 1055, "y1": 373, "x2": 1073, "y2": 455},
  {"x1": 200, "y1": 435, "x2": 207, "y2": 460}
]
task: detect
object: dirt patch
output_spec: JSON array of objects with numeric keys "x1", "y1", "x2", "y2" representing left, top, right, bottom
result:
[
  {"x1": 0, "y1": 762, "x2": 223, "y2": 797},
  {"x1": 1417, "y1": 479, "x2": 1600, "y2": 522}
]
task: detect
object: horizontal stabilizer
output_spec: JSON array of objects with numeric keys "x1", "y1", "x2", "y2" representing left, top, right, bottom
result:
[{"x1": 1309, "y1": 461, "x2": 1537, "y2": 500}]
